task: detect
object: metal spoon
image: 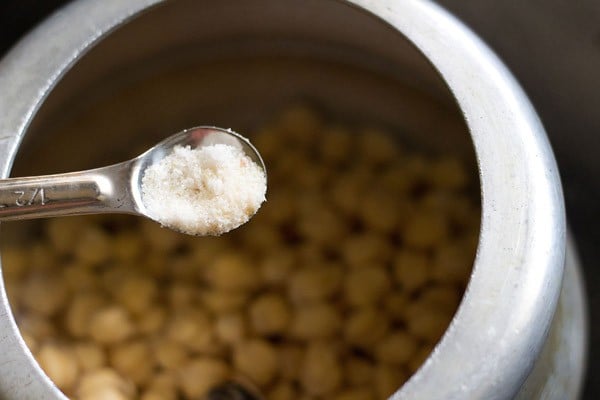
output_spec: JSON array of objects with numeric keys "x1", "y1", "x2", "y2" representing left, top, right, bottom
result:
[{"x1": 0, "y1": 126, "x2": 265, "y2": 234}]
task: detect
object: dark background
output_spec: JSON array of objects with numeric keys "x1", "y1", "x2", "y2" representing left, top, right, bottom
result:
[{"x1": 1, "y1": 0, "x2": 598, "y2": 398}]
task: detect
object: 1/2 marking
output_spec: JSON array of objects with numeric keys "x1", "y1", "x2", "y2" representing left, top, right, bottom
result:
[{"x1": 14, "y1": 188, "x2": 46, "y2": 206}]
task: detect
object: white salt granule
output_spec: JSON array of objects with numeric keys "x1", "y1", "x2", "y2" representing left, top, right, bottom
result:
[{"x1": 141, "y1": 144, "x2": 267, "y2": 236}]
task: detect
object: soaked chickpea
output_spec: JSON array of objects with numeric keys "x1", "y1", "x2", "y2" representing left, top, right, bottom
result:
[
  {"x1": 109, "y1": 340, "x2": 153, "y2": 385},
  {"x1": 178, "y1": 358, "x2": 230, "y2": 398},
  {"x1": 290, "y1": 303, "x2": 342, "y2": 340},
  {"x1": 215, "y1": 313, "x2": 247, "y2": 345},
  {"x1": 233, "y1": 339, "x2": 279, "y2": 386},
  {"x1": 2, "y1": 106, "x2": 478, "y2": 399},
  {"x1": 77, "y1": 368, "x2": 136, "y2": 400},
  {"x1": 73, "y1": 342, "x2": 106, "y2": 371},
  {"x1": 249, "y1": 293, "x2": 291, "y2": 335},
  {"x1": 88, "y1": 306, "x2": 134, "y2": 344},
  {"x1": 267, "y1": 382, "x2": 297, "y2": 400},
  {"x1": 344, "y1": 265, "x2": 391, "y2": 307},
  {"x1": 300, "y1": 341, "x2": 343, "y2": 396},
  {"x1": 36, "y1": 343, "x2": 79, "y2": 391},
  {"x1": 345, "y1": 308, "x2": 390, "y2": 350}
]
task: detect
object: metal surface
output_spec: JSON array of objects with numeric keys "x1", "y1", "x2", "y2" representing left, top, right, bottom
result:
[
  {"x1": 0, "y1": 127, "x2": 264, "y2": 227},
  {"x1": 0, "y1": 0, "x2": 585, "y2": 399}
]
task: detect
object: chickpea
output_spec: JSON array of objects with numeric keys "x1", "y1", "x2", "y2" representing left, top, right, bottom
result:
[
  {"x1": 21, "y1": 274, "x2": 68, "y2": 317},
  {"x1": 345, "y1": 356, "x2": 375, "y2": 386},
  {"x1": 345, "y1": 308, "x2": 389, "y2": 349},
  {"x1": 278, "y1": 344, "x2": 304, "y2": 381},
  {"x1": 276, "y1": 104, "x2": 322, "y2": 145},
  {"x1": 189, "y1": 237, "x2": 228, "y2": 266},
  {"x1": 318, "y1": 125, "x2": 353, "y2": 165},
  {"x1": 215, "y1": 313, "x2": 247, "y2": 345},
  {"x1": 375, "y1": 364, "x2": 408, "y2": 399},
  {"x1": 300, "y1": 341, "x2": 342, "y2": 396},
  {"x1": 21, "y1": 274, "x2": 69, "y2": 316},
  {"x1": 21, "y1": 332, "x2": 38, "y2": 353},
  {"x1": 45, "y1": 217, "x2": 82, "y2": 255},
  {"x1": 393, "y1": 250, "x2": 431, "y2": 293},
  {"x1": 259, "y1": 189, "x2": 297, "y2": 225},
  {"x1": 297, "y1": 198, "x2": 346, "y2": 245},
  {"x1": 112, "y1": 231, "x2": 144, "y2": 262},
  {"x1": 288, "y1": 265, "x2": 342, "y2": 305},
  {"x1": 402, "y1": 155, "x2": 428, "y2": 183},
  {"x1": 178, "y1": 357, "x2": 230, "y2": 398},
  {"x1": 166, "y1": 308, "x2": 216, "y2": 353},
  {"x1": 135, "y1": 305, "x2": 167, "y2": 335},
  {"x1": 0, "y1": 246, "x2": 28, "y2": 281},
  {"x1": 77, "y1": 368, "x2": 136, "y2": 400},
  {"x1": 268, "y1": 382, "x2": 297, "y2": 400},
  {"x1": 427, "y1": 157, "x2": 468, "y2": 190},
  {"x1": 295, "y1": 163, "x2": 328, "y2": 189},
  {"x1": 64, "y1": 292, "x2": 107, "y2": 338},
  {"x1": 36, "y1": 343, "x2": 79, "y2": 392},
  {"x1": 167, "y1": 282, "x2": 197, "y2": 308},
  {"x1": 109, "y1": 340, "x2": 153, "y2": 385},
  {"x1": 344, "y1": 265, "x2": 391, "y2": 307},
  {"x1": 202, "y1": 289, "x2": 249, "y2": 314},
  {"x1": 290, "y1": 303, "x2": 342, "y2": 340},
  {"x1": 379, "y1": 162, "x2": 414, "y2": 194},
  {"x1": 432, "y1": 241, "x2": 474, "y2": 283},
  {"x1": 408, "y1": 343, "x2": 435, "y2": 373},
  {"x1": 358, "y1": 190, "x2": 403, "y2": 233},
  {"x1": 89, "y1": 306, "x2": 135, "y2": 344},
  {"x1": 249, "y1": 293, "x2": 291, "y2": 335},
  {"x1": 167, "y1": 255, "x2": 199, "y2": 281},
  {"x1": 142, "y1": 373, "x2": 177, "y2": 400},
  {"x1": 384, "y1": 293, "x2": 410, "y2": 323},
  {"x1": 375, "y1": 331, "x2": 418, "y2": 365},
  {"x1": 259, "y1": 249, "x2": 296, "y2": 287},
  {"x1": 74, "y1": 225, "x2": 112, "y2": 265},
  {"x1": 63, "y1": 263, "x2": 98, "y2": 290},
  {"x1": 330, "y1": 171, "x2": 368, "y2": 215},
  {"x1": 154, "y1": 339, "x2": 189, "y2": 369},
  {"x1": 357, "y1": 128, "x2": 400, "y2": 164},
  {"x1": 140, "y1": 219, "x2": 182, "y2": 254},
  {"x1": 29, "y1": 242, "x2": 56, "y2": 271},
  {"x1": 238, "y1": 222, "x2": 283, "y2": 254},
  {"x1": 74, "y1": 342, "x2": 106, "y2": 371},
  {"x1": 272, "y1": 151, "x2": 309, "y2": 184},
  {"x1": 295, "y1": 243, "x2": 327, "y2": 265},
  {"x1": 403, "y1": 211, "x2": 449, "y2": 249},
  {"x1": 233, "y1": 339, "x2": 279, "y2": 386},
  {"x1": 205, "y1": 254, "x2": 259, "y2": 291},
  {"x1": 341, "y1": 233, "x2": 392, "y2": 268},
  {"x1": 19, "y1": 314, "x2": 56, "y2": 339},
  {"x1": 405, "y1": 306, "x2": 452, "y2": 343},
  {"x1": 254, "y1": 126, "x2": 284, "y2": 162},
  {"x1": 114, "y1": 274, "x2": 157, "y2": 314},
  {"x1": 419, "y1": 284, "x2": 462, "y2": 314}
]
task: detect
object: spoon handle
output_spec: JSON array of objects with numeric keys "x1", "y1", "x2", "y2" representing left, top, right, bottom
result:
[{"x1": 0, "y1": 162, "x2": 134, "y2": 221}]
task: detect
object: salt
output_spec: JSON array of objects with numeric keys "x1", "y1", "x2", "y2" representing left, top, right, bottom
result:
[{"x1": 141, "y1": 144, "x2": 267, "y2": 236}]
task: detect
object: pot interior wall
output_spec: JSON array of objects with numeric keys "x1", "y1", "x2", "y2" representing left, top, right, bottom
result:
[{"x1": 14, "y1": 0, "x2": 472, "y2": 176}]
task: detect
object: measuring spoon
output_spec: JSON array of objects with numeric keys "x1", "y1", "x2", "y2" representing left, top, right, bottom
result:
[{"x1": 0, "y1": 127, "x2": 265, "y2": 234}]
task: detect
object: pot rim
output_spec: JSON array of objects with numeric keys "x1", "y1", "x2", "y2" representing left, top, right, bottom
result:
[{"x1": 0, "y1": 0, "x2": 565, "y2": 399}]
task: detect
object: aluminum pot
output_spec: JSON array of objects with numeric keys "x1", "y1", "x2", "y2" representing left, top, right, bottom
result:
[{"x1": 0, "y1": 0, "x2": 586, "y2": 399}]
